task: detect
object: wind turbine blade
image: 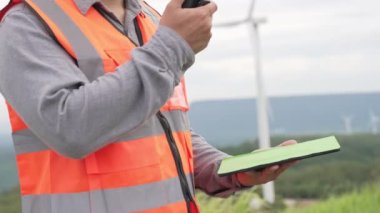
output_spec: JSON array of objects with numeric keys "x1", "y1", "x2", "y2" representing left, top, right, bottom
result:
[{"x1": 247, "y1": 0, "x2": 256, "y2": 18}]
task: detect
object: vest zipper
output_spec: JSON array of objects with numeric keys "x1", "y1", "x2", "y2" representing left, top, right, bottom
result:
[
  {"x1": 134, "y1": 15, "x2": 195, "y2": 211},
  {"x1": 133, "y1": 16, "x2": 195, "y2": 212},
  {"x1": 156, "y1": 112, "x2": 194, "y2": 213},
  {"x1": 133, "y1": 18, "x2": 144, "y2": 46}
]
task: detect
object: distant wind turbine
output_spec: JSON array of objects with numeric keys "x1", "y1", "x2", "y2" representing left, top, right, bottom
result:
[
  {"x1": 214, "y1": 0, "x2": 274, "y2": 204},
  {"x1": 341, "y1": 115, "x2": 353, "y2": 135},
  {"x1": 369, "y1": 110, "x2": 380, "y2": 135}
]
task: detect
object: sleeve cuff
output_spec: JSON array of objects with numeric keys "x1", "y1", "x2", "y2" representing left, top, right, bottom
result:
[
  {"x1": 142, "y1": 25, "x2": 195, "y2": 83},
  {"x1": 159, "y1": 25, "x2": 195, "y2": 70},
  {"x1": 211, "y1": 163, "x2": 253, "y2": 197}
]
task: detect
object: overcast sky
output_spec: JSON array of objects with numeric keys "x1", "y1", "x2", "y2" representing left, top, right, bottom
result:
[
  {"x1": 164, "y1": 0, "x2": 380, "y2": 102},
  {"x1": 1, "y1": 0, "x2": 379, "y2": 133}
]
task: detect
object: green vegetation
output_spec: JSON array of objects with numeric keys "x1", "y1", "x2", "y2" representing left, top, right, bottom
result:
[
  {"x1": 197, "y1": 181, "x2": 380, "y2": 213},
  {"x1": 0, "y1": 187, "x2": 21, "y2": 213},
  {"x1": 0, "y1": 148, "x2": 18, "y2": 193},
  {"x1": 197, "y1": 189, "x2": 259, "y2": 213},
  {"x1": 197, "y1": 188, "x2": 286, "y2": 213},
  {"x1": 284, "y1": 182, "x2": 380, "y2": 213}
]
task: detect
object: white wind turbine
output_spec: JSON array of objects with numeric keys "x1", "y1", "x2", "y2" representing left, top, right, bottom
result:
[
  {"x1": 215, "y1": 0, "x2": 274, "y2": 204},
  {"x1": 369, "y1": 110, "x2": 380, "y2": 135},
  {"x1": 341, "y1": 115, "x2": 353, "y2": 135}
]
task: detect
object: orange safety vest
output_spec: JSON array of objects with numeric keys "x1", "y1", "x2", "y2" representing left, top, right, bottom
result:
[{"x1": 6, "y1": 0, "x2": 199, "y2": 212}]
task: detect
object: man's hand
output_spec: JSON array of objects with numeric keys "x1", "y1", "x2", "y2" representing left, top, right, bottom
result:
[
  {"x1": 236, "y1": 140, "x2": 299, "y2": 187},
  {"x1": 160, "y1": 0, "x2": 218, "y2": 54}
]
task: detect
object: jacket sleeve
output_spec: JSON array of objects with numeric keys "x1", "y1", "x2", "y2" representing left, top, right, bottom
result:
[
  {"x1": 191, "y1": 130, "x2": 250, "y2": 197},
  {"x1": 0, "y1": 5, "x2": 194, "y2": 159}
]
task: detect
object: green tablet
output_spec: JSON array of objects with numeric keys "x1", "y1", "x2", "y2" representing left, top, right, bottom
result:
[{"x1": 217, "y1": 136, "x2": 341, "y2": 176}]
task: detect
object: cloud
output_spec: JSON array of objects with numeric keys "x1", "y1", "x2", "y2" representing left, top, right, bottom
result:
[{"x1": 179, "y1": 0, "x2": 380, "y2": 102}]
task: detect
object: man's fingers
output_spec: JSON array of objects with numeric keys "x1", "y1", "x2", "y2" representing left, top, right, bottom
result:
[
  {"x1": 273, "y1": 160, "x2": 299, "y2": 178},
  {"x1": 239, "y1": 160, "x2": 298, "y2": 185},
  {"x1": 260, "y1": 161, "x2": 296, "y2": 183},
  {"x1": 237, "y1": 170, "x2": 260, "y2": 186},
  {"x1": 201, "y1": 1, "x2": 218, "y2": 15},
  {"x1": 208, "y1": 2, "x2": 218, "y2": 14},
  {"x1": 278, "y1": 139, "x2": 297, "y2": 147},
  {"x1": 260, "y1": 165, "x2": 279, "y2": 182}
]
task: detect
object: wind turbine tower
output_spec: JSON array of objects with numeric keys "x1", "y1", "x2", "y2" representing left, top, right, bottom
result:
[
  {"x1": 370, "y1": 111, "x2": 380, "y2": 134},
  {"x1": 215, "y1": 0, "x2": 274, "y2": 203},
  {"x1": 342, "y1": 115, "x2": 353, "y2": 135}
]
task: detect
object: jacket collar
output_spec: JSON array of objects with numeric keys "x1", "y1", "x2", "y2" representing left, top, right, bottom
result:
[
  {"x1": 74, "y1": 0, "x2": 142, "y2": 15},
  {"x1": 74, "y1": 0, "x2": 100, "y2": 14}
]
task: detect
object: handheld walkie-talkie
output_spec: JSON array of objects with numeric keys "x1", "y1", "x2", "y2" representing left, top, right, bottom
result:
[{"x1": 182, "y1": 0, "x2": 210, "y2": 8}]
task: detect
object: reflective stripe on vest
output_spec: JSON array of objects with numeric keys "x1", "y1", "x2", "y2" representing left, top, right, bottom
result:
[
  {"x1": 21, "y1": 179, "x2": 190, "y2": 212},
  {"x1": 6, "y1": 0, "x2": 198, "y2": 212}
]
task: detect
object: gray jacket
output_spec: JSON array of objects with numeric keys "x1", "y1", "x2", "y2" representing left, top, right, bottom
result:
[{"x1": 0, "y1": 0, "x2": 245, "y2": 200}]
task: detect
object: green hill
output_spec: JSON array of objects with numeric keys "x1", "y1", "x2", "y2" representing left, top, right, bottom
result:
[
  {"x1": 0, "y1": 187, "x2": 21, "y2": 213},
  {"x1": 284, "y1": 182, "x2": 380, "y2": 213},
  {"x1": 197, "y1": 181, "x2": 380, "y2": 213},
  {"x1": 197, "y1": 189, "x2": 261, "y2": 213}
]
